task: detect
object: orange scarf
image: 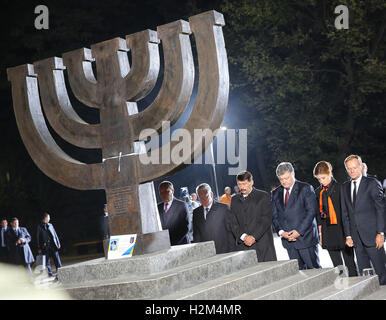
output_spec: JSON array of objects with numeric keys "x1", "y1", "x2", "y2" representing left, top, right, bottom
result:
[{"x1": 319, "y1": 188, "x2": 337, "y2": 225}]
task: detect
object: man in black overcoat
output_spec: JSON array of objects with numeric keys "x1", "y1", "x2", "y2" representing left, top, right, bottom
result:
[
  {"x1": 230, "y1": 171, "x2": 277, "y2": 262},
  {"x1": 36, "y1": 212, "x2": 62, "y2": 277},
  {"x1": 193, "y1": 183, "x2": 235, "y2": 253},
  {"x1": 0, "y1": 218, "x2": 9, "y2": 263}
]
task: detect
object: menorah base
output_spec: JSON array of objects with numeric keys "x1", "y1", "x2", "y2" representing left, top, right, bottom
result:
[{"x1": 103, "y1": 229, "x2": 171, "y2": 258}]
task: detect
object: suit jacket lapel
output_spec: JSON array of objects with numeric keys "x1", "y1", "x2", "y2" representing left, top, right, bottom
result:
[
  {"x1": 355, "y1": 177, "x2": 367, "y2": 204},
  {"x1": 197, "y1": 206, "x2": 205, "y2": 222},
  {"x1": 232, "y1": 195, "x2": 245, "y2": 226},
  {"x1": 164, "y1": 199, "x2": 175, "y2": 224},
  {"x1": 207, "y1": 202, "x2": 219, "y2": 220},
  {"x1": 278, "y1": 187, "x2": 284, "y2": 211},
  {"x1": 284, "y1": 181, "x2": 298, "y2": 211},
  {"x1": 346, "y1": 181, "x2": 353, "y2": 209},
  {"x1": 159, "y1": 203, "x2": 166, "y2": 226},
  {"x1": 242, "y1": 191, "x2": 252, "y2": 214}
]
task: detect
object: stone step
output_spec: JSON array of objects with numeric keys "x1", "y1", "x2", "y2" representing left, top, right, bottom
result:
[
  {"x1": 158, "y1": 259, "x2": 299, "y2": 300},
  {"x1": 302, "y1": 275, "x2": 379, "y2": 300},
  {"x1": 62, "y1": 249, "x2": 257, "y2": 299},
  {"x1": 233, "y1": 268, "x2": 338, "y2": 300},
  {"x1": 361, "y1": 284, "x2": 386, "y2": 300},
  {"x1": 58, "y1": 241, "x2": 216, "y2": 285}
]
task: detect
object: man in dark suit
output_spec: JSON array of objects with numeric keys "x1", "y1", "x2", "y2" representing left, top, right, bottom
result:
[
  {"x1": 341, "y1": 155, "x2": 386, "y2": 285},
  {"x1": 193, "y1": 183, "x2": 235, "y2": 254},
  {"x1": 272, "y1": 162, "x2": 321, "y2": 269},
  {"x1": 0, "y1": 218, "x2": 9, "y2": 263},
  {"x1": 362, "y1": 162, "x2": 379, "y2": 181},
  {"x1": 6, "y1": 217, "x2": 34, "y2": 273},
  {"x1": 157, "y1": 181, "x2": 191, "y2": 245},
  {"x1": 36, "y1": 212, "x2": 62, "y2": 277},
  {"x1": 229, "y1": 171, "x2": 277, "y2": 262}
]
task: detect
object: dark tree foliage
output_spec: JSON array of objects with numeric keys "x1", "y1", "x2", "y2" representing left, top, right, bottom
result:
[{"x1": 220, "y1": 0, "x2": 386, "y2": 187}]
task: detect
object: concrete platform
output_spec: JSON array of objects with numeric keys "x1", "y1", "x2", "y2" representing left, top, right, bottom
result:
[
  {"x1": 58, "y1": 242, "x2": 216, "y2": 285},
  {"x1": 54, "y1": 240, "x2": 386, "y2": 300},
  {"x1": 59, "y1": 242, "x2": 257, "y2": 299},
  {"x1": 160, "y1": 260, "x2": 299, "y2": 300}
]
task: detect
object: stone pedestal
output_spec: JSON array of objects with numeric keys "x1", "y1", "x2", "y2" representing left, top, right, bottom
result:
[
  {"x1": 103, "y1": 229, "x2": 171, "y2": 258},
  {"x1": 56, "y1": 241, "x2": 383, "y2": 300}
]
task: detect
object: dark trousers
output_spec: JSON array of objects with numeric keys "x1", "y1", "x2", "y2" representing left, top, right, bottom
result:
[
  {"x1": 354, "y1": 236, "x2": 386, "y2": 286},
  {"x1": 328, "y1": 247, "x2": 358, "y2": 277},
  {"x1": 44, "y1": 246, "x2": 62, "y2": 276},
  {"x1": 25, "y1": 263, "x2": 32, "y2": 274},
  {"x1": 287, "y1": 245, "x2": 321, "y2": 270},
  {"x1": 0, "y1": 247, "x2": 9, "y2": 263}
]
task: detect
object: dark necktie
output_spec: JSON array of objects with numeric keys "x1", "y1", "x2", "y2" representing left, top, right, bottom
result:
[
  {"x1": 284, "y1": 188, "x2": 290, "y2": 207},
  {"x1": 204, "y1": 207, "x2": 209, "y2": 220},
  {"x1": 352, "y1": 181, "x2": 357, "y2": 206}
]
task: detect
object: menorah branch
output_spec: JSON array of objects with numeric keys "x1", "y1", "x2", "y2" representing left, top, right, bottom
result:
[
  {"x1": 7, "y1": 64, "x2": 105, "y2": 190},
  {"x1": 34, "y1": 57, "x2": 102, "y2": 149},
  {"x1": 137, "y1": 10, "x2": 229, "y2": 182},
  {"x1": 7, "y1": 10, "x2": 229, "y2": 258},
  {"x1": 129, "y1": 19, "x2": 194, "y2": 140}
]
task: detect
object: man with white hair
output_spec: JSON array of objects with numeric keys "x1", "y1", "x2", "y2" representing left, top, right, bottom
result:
[
  {"x1": 341, "y1": 155, "x2": 386, "y2": 285},
  {"x1": 362, "y1": 162, "x2": 379, "y2": 181},
  {"x1": 271, "y1": 162, "x2": 321, "y2": 269},
  {"x1": 220, "y1": 186, "x2": 232, "y2": 206},
  {"x1": 193, "y1": 183, "x2": 234, "y2": 253}
]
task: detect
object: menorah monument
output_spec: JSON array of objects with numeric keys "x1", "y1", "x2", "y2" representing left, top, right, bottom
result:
[{"x1": 7, "y1": 10, "x2": 229, "y2": 257}]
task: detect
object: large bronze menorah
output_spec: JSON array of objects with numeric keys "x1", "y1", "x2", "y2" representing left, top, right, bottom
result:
[{"x1": 7, "y1": 10, "x2": 229, "y2": 256}]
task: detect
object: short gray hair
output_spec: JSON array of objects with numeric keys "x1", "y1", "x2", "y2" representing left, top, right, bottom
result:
[
  {"x1": 159, "y1": 181, "x2": 174, "y2": 191},
  {"x1": 344, "y1": 155, "x2": 362, "y2": 169},
  {"x1": 276, "y1": 162, "x2": 295, "y2": 177},
  {"x1": 196, "y1": 183, "x2": 212, "y2": 194}
]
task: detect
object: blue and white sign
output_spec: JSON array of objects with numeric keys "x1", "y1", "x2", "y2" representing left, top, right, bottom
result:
[{"x1": 107, "y1": 234, "x2": 137, "y2": 260}]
